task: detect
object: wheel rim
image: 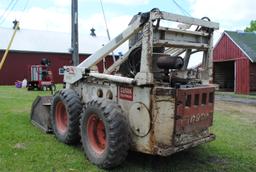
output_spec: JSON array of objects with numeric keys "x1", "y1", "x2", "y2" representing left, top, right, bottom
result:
[
  {"x1": 87, "y1": 114, "x2": 106, "y2": 155},
  {"x1": 55, "y1": 101, "x2": 68, "y2": 134}
]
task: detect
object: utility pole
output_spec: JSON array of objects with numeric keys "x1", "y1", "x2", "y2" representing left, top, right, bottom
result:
[{"x1": 71, "y1": 0, "x2": 79, "y2": 66}]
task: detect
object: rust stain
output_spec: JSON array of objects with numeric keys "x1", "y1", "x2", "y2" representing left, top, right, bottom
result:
[
  {"x1": 174, "y1": 86, "x2": 215, "y2": 146},
  {"x1": 149, "y1": 93, "x2": 157, "y2": 154}
]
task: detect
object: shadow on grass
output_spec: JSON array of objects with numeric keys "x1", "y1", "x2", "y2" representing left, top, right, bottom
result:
[
  {"x1": 69, "y1": 143, "x2": 218, "y2": 172},
  {"x1": 109, "y1": 147, "x2": 217, "y2": 172}
]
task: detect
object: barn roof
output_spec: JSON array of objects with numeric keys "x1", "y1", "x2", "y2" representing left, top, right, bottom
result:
[
  {"x1": 225, "y1": 31, "x2": 256, "y2": 63},
  {"x1": 0, "y1": 27, "x2": 115, "y2": 55}
]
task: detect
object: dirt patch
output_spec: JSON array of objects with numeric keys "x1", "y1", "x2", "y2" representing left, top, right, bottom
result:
[
  {"x1": 215, "y1": 100, "x2": 256, "y2": 123},
  {"x1": 216, "y1": 95, "x2": 256, "y2": 105},
  {"x1": 208, "y1": 155, "x2": 229, "y2": 165},
  {"x1": 14, "y1": 143, "x2": 27, "y2": 150}
]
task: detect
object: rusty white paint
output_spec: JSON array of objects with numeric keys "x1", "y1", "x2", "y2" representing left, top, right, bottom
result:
[
  {"x1": 175, "y1": 130, "x2": 210, "y2": 146},
  {"x1": 135, "y1": 21, "x2": 154, "y2": 85},
  {"x1": 81, "y1": 82, "x2": 118, "y2": 103},
  {"x1": 117, "y1": 86, "x2": 153, "y2": 154},
  {"x1": 128, "y1": 102, "x2": 151, "y2": 137},
  {"x1": 63, "y1": 10, "x2": 219, "y2": 156},
  {"x1": 153, "y1": 96, "x2": 175, "y2": 146},
  {"x1": 71, "y1": 77, "x2": 217, "y2": 157},
  {"x1": 89, "y1": 72, "x2": 135, "y2": 84},
  {"x1": 159, "y1": 11, "x2": 219, "y2": 29},
  {"x1": 78, "y1": 81, "x2": 216, "y2": 156},
  {"x1": 64, "y1": 66, "x2": 83, "y2": 85}
]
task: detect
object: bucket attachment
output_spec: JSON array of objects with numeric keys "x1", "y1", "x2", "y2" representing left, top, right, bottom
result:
[{"x1": 30, "y1": 96, "x2": 52, "y2": 133}]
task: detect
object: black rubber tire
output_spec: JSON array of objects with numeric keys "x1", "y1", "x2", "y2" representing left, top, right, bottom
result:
[
  {"x1": 80, "y1": 99, "x2": 129, "y2": 169},
  {"x1": 50, "y1": 89, "x2": 82, "y2": 144}
]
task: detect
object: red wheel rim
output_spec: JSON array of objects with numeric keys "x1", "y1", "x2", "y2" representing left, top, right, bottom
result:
[
  {"x1": 55, "y1": 101, "x2": 68, "y2": 134},
  {"x1": 87, "y1": 114, "x2": 106, "y2": 155}
]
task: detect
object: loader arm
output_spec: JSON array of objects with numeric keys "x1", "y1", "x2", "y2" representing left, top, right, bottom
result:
[
  {"x1": 64, "y1": 9, "x2": 218, "y2": 85},
  {"x1": 77, "y1": 16, "x2": 143, "y2": 69},
  {"x1": 63, "y1": 14, "x2": 145, "y2": 84}
]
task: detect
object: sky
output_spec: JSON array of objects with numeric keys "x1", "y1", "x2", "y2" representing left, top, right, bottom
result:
[
  {"x1": 1, "y1": 0, "x2": 255, "y2": 38},
  {"x1": 0, "y1": 0, "x2": 256, "y2": 66}
]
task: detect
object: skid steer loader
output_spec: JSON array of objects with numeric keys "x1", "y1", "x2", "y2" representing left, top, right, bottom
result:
[{"x1": 31, "y1": 9, "x2": 219, "y2": 169}]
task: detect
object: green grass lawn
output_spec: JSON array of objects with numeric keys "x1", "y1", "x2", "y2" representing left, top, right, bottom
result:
[{"x1": 0, "y1": 86, "x2": 256, "y2": 172}]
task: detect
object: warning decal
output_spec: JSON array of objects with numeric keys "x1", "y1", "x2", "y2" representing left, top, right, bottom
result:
[{"x1": 119, "y1": 86, "x2": 133, "y2": 101}]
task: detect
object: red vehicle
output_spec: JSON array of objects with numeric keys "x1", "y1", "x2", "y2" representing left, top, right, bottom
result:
[{"x1": 27, "y1": 59, "x2": 56, "y2": 91}]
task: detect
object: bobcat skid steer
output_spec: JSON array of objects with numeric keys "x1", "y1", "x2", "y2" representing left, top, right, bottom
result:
[{"x1": 31, "y1": 9, "x2": 219, "y2": 169}]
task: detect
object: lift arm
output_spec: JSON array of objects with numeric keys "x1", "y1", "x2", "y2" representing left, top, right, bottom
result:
[
  {"x1": 77, "y1": 15, "x2": 143, "y2": 69},
  {"x1": 64, "y1": 10, "x2": 219, "y2": 85}
]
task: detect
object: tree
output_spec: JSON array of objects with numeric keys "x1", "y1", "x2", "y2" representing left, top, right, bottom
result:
[{"x1": 244, "y1": 20, "x2": 256, "y2": 32}]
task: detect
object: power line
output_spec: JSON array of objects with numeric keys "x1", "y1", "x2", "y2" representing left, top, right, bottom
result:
[
  {"x1": 99, "y1": 0, "x2": 111, "y2": 41},
  {"x1": 19, "y1": 0, "x2": 30, "y2": 23},
  {"x1": 0, "y1": 0, "x2": 16, "y2": 22},
  {"x1": 172, "y1": 0, "x2": 191, "y2": 17},
  {"x1": 0, "y1": 0, "x2": 19, "y2": 25},
  {"x1": 99, "y1": 0, "x2": 116, "y2": 70},
  {"x1": 22, "y1": 0, "x2": 30, "y2": 12},
  {"x1": 8, "y1": 0, "x2": 19, "y2": 18}
]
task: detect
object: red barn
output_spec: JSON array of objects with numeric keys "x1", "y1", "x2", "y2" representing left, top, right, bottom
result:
[
  {"x1": 213, "y1": 31, "x2": 256, "y2": 94},
  {"x1": 0, "y1": 27, "x2": 117, "y2": 85}
]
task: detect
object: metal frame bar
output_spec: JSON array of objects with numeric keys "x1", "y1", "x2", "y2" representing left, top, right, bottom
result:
[
  {"x1": 154, "y1": 40, "x2": 209, "y2": 49},
  {"x1": 134, "y1": 20, "x2": 154, "y2": 85},
  {"x1": 157, "y1": 26, "x2": 209, "y2": 37},
  {"x1": 156, "y1": 11, "x2": 219, "y2": 29},
  {"x1": 64, "y1": 10, "x2": 219, "y2": 85},
  {"x1": 89, "y1": 72, "x2": 136, "y2": 84}
]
